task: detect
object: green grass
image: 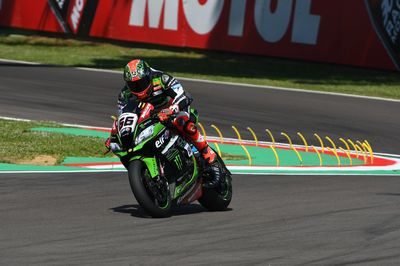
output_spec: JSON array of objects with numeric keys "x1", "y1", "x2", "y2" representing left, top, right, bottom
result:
[
  {"x1": 0, "y1": 119, "x2": 109, "y2": 165},
  {"x1": 1, "y1": 32, "x2": 400, "y2": 99}
]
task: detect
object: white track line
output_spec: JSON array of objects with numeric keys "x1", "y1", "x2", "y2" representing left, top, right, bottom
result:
[
  {"x1": 0, "y1": 116, "x2": 110, "y2": 130},
  {"x1": 0, "y1": 58, "x2": 41, "y2": 65},
  {"x1": 2, "y1": 58, "x2": 400, "y2": 103}
]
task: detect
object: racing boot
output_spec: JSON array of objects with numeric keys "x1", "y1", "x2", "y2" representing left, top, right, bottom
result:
[
  {"x1": 201, "y1": 146, "x2": 222, "y2": 188},
  {"x1": 190, "y1": 129, "x2": 221, "y2": 188},
  {"x1": 201, "y1": 146, "x2": 216, "y2": 164},
  {"x1": 174, "y1": 117, "x2": 222, "y2": 188}
]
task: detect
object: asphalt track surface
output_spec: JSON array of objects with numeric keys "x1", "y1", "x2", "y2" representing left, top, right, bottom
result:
[{"x1": 1, "y1": 61, "x2": 400, "y2": 265}]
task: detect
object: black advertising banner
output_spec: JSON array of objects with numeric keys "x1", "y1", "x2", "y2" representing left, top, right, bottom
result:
[
  {"x1": 47, "y1": 0, "x2": 98, "y2": 35},
  {"x1": 365, "y1": 0, "x2": 400, "y2": 69}
]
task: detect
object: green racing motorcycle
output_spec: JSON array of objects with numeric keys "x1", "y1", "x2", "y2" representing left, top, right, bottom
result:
[{"x1": 110, "y1": 102, "x2": 232, "y2": 218}]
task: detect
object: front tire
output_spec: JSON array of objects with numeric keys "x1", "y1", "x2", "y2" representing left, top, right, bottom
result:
[{"x1": 128, "y1": 160, "x2": 171, "y2": 218}]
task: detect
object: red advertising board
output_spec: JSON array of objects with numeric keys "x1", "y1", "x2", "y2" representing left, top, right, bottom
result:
[{"x1": 0, "y1": 0, "x2": 397, "y2": 71}]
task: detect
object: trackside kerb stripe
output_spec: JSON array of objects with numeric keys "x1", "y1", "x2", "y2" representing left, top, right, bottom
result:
[
  {"x1": 1, "y1": 117, "x2": 399, "y2": 175},
  {"x1": 28, "y1": 125, "x2": 396, "y2": 168}
]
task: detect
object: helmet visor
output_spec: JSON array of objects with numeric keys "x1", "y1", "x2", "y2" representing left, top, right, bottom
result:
[{"x1": 126, "y1": 76, "x2": 151, "y2": 93}]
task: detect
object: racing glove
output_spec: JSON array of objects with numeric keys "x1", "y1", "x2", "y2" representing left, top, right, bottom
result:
[
  {"x1": 104, "y1": 136, "x2": 122, "y2": 153},
  {"x1": 158, "y1": 105, "x2": 178, "y2": 122},
  {"x1": 105, "y1": 137, "x2": 112, "y2": 150},
  {"x1": 104, "y1": 119, "x2": 120, "y2": 153},
  {"x1": 158, "y1": 108, "x2": 173, "y2": 122}
]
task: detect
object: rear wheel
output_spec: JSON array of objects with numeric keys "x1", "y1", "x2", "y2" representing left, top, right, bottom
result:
[
  {"x1": 128, "y1": 160, "x2": 171, "y2": 218},
  {"x1": 198, "y1": 160, "x2": 232, "y2": 211}
]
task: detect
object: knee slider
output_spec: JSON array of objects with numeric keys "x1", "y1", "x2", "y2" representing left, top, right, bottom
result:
[
  {"x1": 176, "y1": 117, "x2": 186, "y2": 126},
  {"x1": 174, "y1": 112, "x2": 190, "y2": 126}
]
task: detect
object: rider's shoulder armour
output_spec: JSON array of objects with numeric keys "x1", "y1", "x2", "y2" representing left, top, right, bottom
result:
[
  {"x1": 161, "y1": 74, "x2": 170, "y2": 85},
  {"x1": 150, "y1": 69, "x2": 176, "y2": 90}
]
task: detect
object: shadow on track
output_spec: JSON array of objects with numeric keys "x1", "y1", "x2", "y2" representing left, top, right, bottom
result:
[
  {"x1": 111, "y1": 204, "x2": 211, "y2": 218},
  {"x1": 376, "y1": 193, "x2": 400, "y2": 197}
]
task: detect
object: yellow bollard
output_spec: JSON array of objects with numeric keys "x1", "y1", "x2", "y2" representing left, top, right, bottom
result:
[
  {"x1": 361, "y1": 143, "x2": 373, "y2": 164},
  {"x1": 363, "y1": 140, "x2": 374, "y2": 156},
  {"x1": 281, "y1": 132, "x2": 293, "y2": 148},
  {"x1": 282, "y1": 132, "x2": 303, "y2": 166},
  {"x1": 231, "y1": 126, "x2": 243, "y2": 144},
  {"x1": 339, "y1": 138, "x2": 350, "y2": 152},
  {"x1": 354, "y1": 144, "x2": 364, "y2": 159},
  {"x1": 311, "y1": 145, "x2": 323, "y2": 166},
  {"x1": 357, "y1": 141, "x2": 368, "y2": 160},
  {"x1": 266, "y1": 129, "x2": 276, "y2": 147},
  {"x1": 327, "y1": 147, "x2": 341, "y2": 166},
  {"x1": 357, "y1": 141, "x2": 370, "y2": 164},
  {"x1": 325, "y1": 136, "x2": 337, "y2": 151},
  {"x1": 297, "y1": 132, "x2": 309, "y2": 152},
  {"x1": 356, "y1": 141, "x2": 370, "y2": 163},
  {"x1": 198, "y1": 122, "x2": 207, "y2": 141},
  {"x1": 292, "y1": 146, "x2": 303, "y2": 166},
  {"x1": 355, "y1": 144, "x2": 367, "y2": 163},
  {"x1": 247, "y1": 127, "x2": 259, "y2": 146},
  {"x1": 339, "y1": 147, "x2": 352, "y2": 166},
  {"x1": 241, "y1": 144, "x2": 252, "y2": 166},
  {"x1": 347, "y1": 139, "x2": 359, "y2": 158},
  {"x1": 356, "y1": 140, "x2": 365, "y2": 150},
  {"x1": 270, "y1": 146, "x2": 280, "y2": 166},
  {"x1": 363, "y1": 140, "x2": 374, "y2": 164},
  {"x1": 314, "y1": 133, "x2": 324, "y2": 153},
  {"x1": 232, "y1": 126, "x2": 251, "y2": 165},
  {"x1": 363, "y1": 140, "x2": 372, "y2": 150},
  {"x1": 214, "y1": 143, "x2": 222, "y2": 157},
  {"x1": 211, "y1": 124, "x2": 224, "y2": 143}
]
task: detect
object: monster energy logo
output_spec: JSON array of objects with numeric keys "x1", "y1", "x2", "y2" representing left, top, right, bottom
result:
[
  {"x1": 124, "y1": 65, "x2": 134, "y2": 80},
  {"x1": 166, "y1": 150, "x2": 183, "y2": 170},
  {"x1": 174, "y1": 155, "x2": 183, "y2": 171}
]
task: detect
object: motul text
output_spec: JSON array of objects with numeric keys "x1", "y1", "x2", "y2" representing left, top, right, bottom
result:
[
  {"x1": 129, "y1": 0, "x2": 321, "y2": 45},
  {"x1": 0, "y1": 0, "x2": 397, "y2": 70}
]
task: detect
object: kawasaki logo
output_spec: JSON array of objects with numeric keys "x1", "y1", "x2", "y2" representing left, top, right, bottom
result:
[{"x1": 365, "y1": 0, "x2": 400, "y2": 69}]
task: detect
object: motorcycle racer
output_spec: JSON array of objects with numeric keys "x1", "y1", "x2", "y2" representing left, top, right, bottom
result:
[{"x1": 106, "y1": 59, "x2": 221, "y2": 187}]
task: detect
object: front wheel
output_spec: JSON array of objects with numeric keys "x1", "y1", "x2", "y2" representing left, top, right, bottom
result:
[
  {"x1": 198, "y1": 161, "x2": 232, "y2": 211},
  {"x1": 128, "y1": 160, "x2": 171, "y2": 218}
]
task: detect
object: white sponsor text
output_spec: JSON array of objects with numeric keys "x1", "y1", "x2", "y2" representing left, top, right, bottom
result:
[{"x1": 129, "y1": 0, "x2": 321, "y2": 44}]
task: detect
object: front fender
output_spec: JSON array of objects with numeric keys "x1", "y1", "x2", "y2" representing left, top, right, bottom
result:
[{"x1": 129, "y1": 156, "x2": 159, "y2": 179}]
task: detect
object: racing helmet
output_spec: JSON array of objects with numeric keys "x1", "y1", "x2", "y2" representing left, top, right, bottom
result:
[{"x1": 123, "y1": 59, "x2": 152, "y2": 100}]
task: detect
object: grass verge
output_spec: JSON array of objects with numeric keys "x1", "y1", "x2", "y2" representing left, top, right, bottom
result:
[
  {"x1": 0, "y1": 119, "x2": 109, "y2": 165},
  {"x1": 0, "y1": 32, "x2": 400, "y2": 99}
]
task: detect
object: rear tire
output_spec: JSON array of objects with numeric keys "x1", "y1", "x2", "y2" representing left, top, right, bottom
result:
[
  {"x1": 198, "y1": 162, "x2": 232, "y2": 211},
  {"x1": 128, "y1": 160, "x2": 171, "y2": 218}
]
